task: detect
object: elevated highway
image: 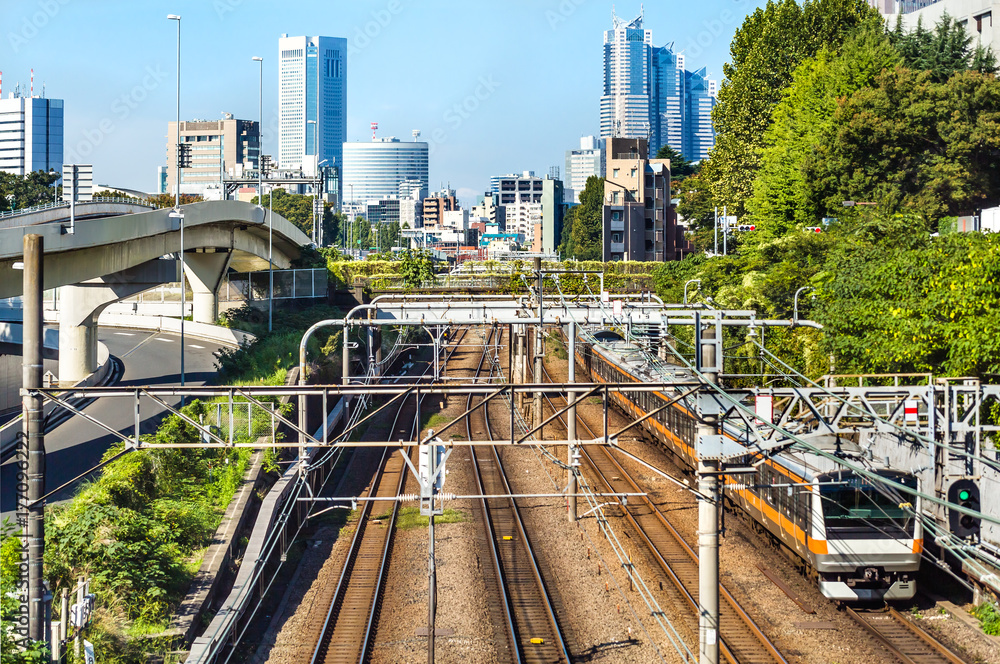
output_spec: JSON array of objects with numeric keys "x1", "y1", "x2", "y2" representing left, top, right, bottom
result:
[{"x1": 2, "y1": 200, "x2": 310, "y2": 382}]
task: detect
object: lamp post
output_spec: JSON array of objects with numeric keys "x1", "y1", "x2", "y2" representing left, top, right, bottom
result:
[
  {"x1": 316, "y1": 158, "x2": 329, "y2": 246},
  {"x1": 793, "y1": 286, "x2": 815, "y2": 326},
  {"x1": 168, "y1": 13, "x2": 185, "y2": 388},
  {"x1": 252, "y1": 56, "x2": 269, "y2": 332},
  {"x1": 684, "y1": 278, "x2": 701, "y2": 306}
]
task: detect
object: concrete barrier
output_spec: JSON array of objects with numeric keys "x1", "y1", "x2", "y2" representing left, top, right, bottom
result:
[{"x1": 95, "y1": 314, "x2": 255, "y2": 348}]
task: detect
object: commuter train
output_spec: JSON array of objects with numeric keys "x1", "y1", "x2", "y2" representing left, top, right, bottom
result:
[{"x1": 579, "y1": 335, "x2": 922, "y2": 602}]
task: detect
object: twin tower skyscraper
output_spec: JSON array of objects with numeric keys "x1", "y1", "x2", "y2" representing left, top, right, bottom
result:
[{"x1": 599, "y1": 10, "x2": 717, "y2": 161}]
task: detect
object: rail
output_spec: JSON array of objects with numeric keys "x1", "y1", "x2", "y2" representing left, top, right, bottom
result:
[
  {"x1": 308, "y1": 326, "x2": 472, "y2": 663},
  {"x1": 845, "y1": 606, "x2": 968, "y2": 664},
  {"x1": 540, "y1": 359, "x2": 787, "y2": 664},
  {"x1": 466, "y1": 327, "x2": 571, "y2": 662}
]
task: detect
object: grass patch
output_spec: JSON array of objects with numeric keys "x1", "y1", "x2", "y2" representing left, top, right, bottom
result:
[
  {"x1": 972, "y1": 602, "x2": 1000, "y2": 635},
  {"x1": 373, "y1": 507, "x2": 466, "y2": 530},
  {"x1": 421, "y1": 412, "x2": 453, "y2": 432}
]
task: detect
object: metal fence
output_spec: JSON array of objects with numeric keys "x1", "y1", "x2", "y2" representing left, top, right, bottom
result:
[
  {"x1": 221, "y1": 268, "x2": 328, "y2": 302},
  {"x1": 0, "y1": 197, "x2": 155, "y2": 219}
]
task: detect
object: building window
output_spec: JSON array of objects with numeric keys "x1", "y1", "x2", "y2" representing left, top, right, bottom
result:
[
  {"x1": 630, "y1": 168, "x2": 637, "y2": 177},
  {"x1": 612, "y1": 210, "x2": 622, "y2": 221},
  {"x1": 612, "y1": 191, "x2": 620, "y2": 204},
  {"x1": 612, "y1": 168, "x2": 620, "y2": 178},
  {"x1": 611, "y1": 232, "x2": 623, "y2": 243}
]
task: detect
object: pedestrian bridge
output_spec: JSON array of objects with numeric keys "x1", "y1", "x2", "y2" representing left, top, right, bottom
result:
[{"x1": 0, "y1": 200, "x2": 311, "y2": 382}]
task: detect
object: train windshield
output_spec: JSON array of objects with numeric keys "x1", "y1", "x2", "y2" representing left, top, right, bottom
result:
[{"x1": 820, "y1": 472, "x2": 917, "y2": 539}]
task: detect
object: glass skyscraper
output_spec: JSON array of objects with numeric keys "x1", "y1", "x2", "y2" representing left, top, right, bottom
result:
[
  {"x1": 278, "y1": 35, "x2": 346, "y2": 195},
  {"x1": 0, "y1": 94, "x2": 63, "y2": 176},
  {"x1": 599, "y1": 11, "x2": 717, "y2": 162},
  {"x1": 342, "y1": 138, "x2": 429, "y2": 205}
]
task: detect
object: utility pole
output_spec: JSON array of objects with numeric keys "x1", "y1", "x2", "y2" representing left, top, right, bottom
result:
[
  {"x1": 21, "y1": 234, "x2": 46, "y2": 648},
  {"x1": 567, "y1": 321, "x2": 578, "y2": 521},
  {"x1": 713, "y1": 206, "x2": 718, "y2": 257},
  {"x1": 533, "y1": 257, "x2": 543, "y2": 432},
  {"x1": 723, "y1": 205, "x2": 728, "y2": 257},
  {"x1": 697, "y1": 322, "x2": 720, "y2": 664}
]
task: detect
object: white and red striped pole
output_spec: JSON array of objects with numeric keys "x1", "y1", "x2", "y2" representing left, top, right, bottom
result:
[{"x1": 30, "y1": 68, "x2": 34, "y2": 96}]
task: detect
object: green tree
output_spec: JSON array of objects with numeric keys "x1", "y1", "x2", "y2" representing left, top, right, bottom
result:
[
  {"x1": 807, "y1": 67, "x2": 1000, "y2": 221},
  {"x1": 0, "y1": 170, "x2": 61, "y2": 210},
  {"x1": 560, "y1": 176, "x2": 604, "y2": 260},
  {"x1": 147, "y1": 192, "x2": 203, "y2": 208},
  {"x1": 745, "y1": 27, "x2": 900, "y2": 245},
  {"x1": 890, "y1": 13, "x2": 998, "y2": 81},
  {"x1": 252, "y1": 189, "x2": 316, "y2": 238},
  {"x1": 702, "y1": 0, "x2": 882, "y2": 216},
  {"x1": 398, "y1": 250, "x2": 435, "y2": 287},
  {"x1": 675, "y1": 173, "x2": 717, "y2": 253},
  {"x1": 654, "y1": 145, "x2": 697, "y2": 179}
]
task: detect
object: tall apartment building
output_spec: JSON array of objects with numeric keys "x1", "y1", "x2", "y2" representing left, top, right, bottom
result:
[
  {"x1": 599, "y1": 10, "x2": 717, "y2": 162},
  {"x1": 422, "y1": 187, "x2": 458, "y2": 229},
  {"x1": 565, "y1": 136, "x2": 605, "y2": 204},
  {"x1": 0, "y1": 91, "x2": 63, "y2": 176},
  {"x1": 342, "y1": 137, "x2": 429, "y2": 204},
  {"x1": 602, "y1": 137, "x2": 684, "y2": 262},
  {"x1": 495, "y1": 172, "x2": 563, "y2": 251},
  {"x1": 165, "y1": 116, "x2": 259, "y2": 196},
  {"x1": 278, "y1": 34, "x2": 346, "y2": 200}
]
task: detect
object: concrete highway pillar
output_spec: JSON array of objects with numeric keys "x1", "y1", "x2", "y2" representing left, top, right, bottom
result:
[
  {"x1": 58, "y1": 260, "x2": 180, "y2": 383},
  {"x1": 183, "y1": 250, "x2": 233, "y2": 324}
]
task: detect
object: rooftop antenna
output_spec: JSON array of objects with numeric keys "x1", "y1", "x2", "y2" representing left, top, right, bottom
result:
[
  {"x1": 30, "y1": 68, "x2": 34, "y2": 97},
  {"x1": 371, "y1": 121, "x2": 378, "y2": 141},
  {"x1": 412, "y1": 129, "x2": 421, "y2": 142},
  {"x1": 1, "y1": 71, "x2": 3, "y2": 98}
]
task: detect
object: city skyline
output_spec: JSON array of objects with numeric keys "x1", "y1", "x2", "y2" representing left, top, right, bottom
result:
[{"x1": 0, "y1": 0, "x2": 764, "y2": 205}]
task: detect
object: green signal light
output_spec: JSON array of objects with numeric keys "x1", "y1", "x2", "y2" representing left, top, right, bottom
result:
[{"x1": 959, "y1": 489, "x2": 971, "y2": 501}]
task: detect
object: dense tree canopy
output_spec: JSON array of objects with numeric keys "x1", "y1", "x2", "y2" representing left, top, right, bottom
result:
[
  {"x1": 703, "y1": 0, "x2": 883, "y2": 216},
  {"x1": 0, "y1": 170, "x2": 61, "y2": 210}
]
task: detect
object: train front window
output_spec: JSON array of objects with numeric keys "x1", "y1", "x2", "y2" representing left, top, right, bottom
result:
[{"x1": 820, "y1": 473, "x2": 917, "y2": 539}]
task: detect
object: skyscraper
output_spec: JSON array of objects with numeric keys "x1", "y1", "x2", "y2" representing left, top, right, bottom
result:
[
  {"x1": 599, "y1": 10, "x2": 717, "y2": 161},
  {"x1": 600, "y1": 12, "x2": 653, "y2": 141},
  {"x1": 0, "y1": 90, "x2": 63, "y2": 176},
  {"x1": 278, "y1": 35, "x2": 346, "y2": 190}
]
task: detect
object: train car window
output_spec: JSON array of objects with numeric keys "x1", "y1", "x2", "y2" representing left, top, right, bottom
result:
[{"x1": 820, "y1": 473, "x2": 917, "y2": 539}]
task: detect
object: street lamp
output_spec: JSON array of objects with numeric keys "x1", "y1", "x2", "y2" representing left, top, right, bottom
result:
[
  {"x1": 168, "y1": 13, "x2": 186, "y2": 388},
  {"x1": 315, "y1": 158, "x2": 329, "y2": 246},
  {"x1": 252, "y1": 56, "x2": 270, "y2": 333},
  {"x1": 793, "y1": 286, "x2": 815, "y2": 326}
]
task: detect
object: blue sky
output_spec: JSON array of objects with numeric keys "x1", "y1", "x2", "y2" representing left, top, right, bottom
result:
[{"x1": 1, "y1": 0, "x2": 764, "y2": 203}]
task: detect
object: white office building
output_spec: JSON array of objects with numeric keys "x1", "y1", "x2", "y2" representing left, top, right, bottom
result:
[
  {"x1": 0, "y1": 92, "x2": 63, "y2": 176},
  {"x1": 342, "y1": 137, "x2": 429, "y2": 205},
  {"x1": 565, "y1": 136, "x2": 605, "y2": 203},
  {"x1": 278, "y1": 35, "x2": 346, "y2": 195}
]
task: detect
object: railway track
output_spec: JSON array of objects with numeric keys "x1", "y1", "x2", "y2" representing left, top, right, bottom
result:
[
  {"x1": 846, "y1": 607, "x2": 968, "y2": 664},
  {"x1": 307, "y1": 326, "x2": 470, "y2": 664},
  {"x1": 539, "y1": 360, "x2": 787, "y2": 664},
  {"x1": 466, "y1": 327, "x2": 571, "y2": 663}
]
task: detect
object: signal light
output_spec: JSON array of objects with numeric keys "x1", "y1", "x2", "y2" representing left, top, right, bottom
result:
[
  {"x1": 948, "y1": 479, "x2": 981, "y2": 540},
  {"x1": 737, "y1": 224, "x2": 756, "y2": 232},
  {"x1": 804, "y1": 227, "x2": 823, "y2": 233},
  {"x1": 177, "y1": 142, "x2": 192, "y2": 169}
]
